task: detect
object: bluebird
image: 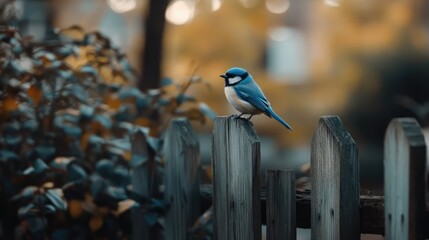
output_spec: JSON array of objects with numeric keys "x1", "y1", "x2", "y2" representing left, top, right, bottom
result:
[{"x1": 220, "y1": 67, "x2": 292, "y2": 130}]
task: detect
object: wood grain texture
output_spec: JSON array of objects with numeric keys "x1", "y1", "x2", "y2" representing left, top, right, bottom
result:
[
  {"x1": 266, "y1": 170, "x2": 296, "y2": 240},
  {"x1": 384, "y1": 118, "x2": 426, "y2": 240},
  {"x1": 131, "y1": 130, "x2": 150, "y2": 240},
  {"x1": 212, "y1": 116, "x2": 261, "y2": 240},
  {"x1": 164, "y1": 118, "x2": 201, "y2": 240},
  {"x1": 311, "y1": 116, "x2": 360, "y2": 240}
]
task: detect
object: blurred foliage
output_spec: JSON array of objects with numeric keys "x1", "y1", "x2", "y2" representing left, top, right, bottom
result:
[
  {"x1": 0, "y1": 24, "x2": 215, "y2": 239},
  {"x1": 0, "y1": 0, "x2": 16, "y2": 26}
]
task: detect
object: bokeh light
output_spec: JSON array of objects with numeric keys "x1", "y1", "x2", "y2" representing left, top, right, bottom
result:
[
  {"x1": 265, "y1": 0, "x2": 289, "y2": 14},
  {"x1": 165, "y1": 0, "x2": 195, "y2": 25},
  {"x1": 211, "y1": 0, "x2": 222, "y2": 11},
  {"x1": 324, "y1": 0, "x2": 340, "y2": 7},
  {"x1": 239, "y1": 0, "x2": 259, "y2": 8},
  {"x1": 107, "y1": 0, "x2": 137, "y2": 13}
]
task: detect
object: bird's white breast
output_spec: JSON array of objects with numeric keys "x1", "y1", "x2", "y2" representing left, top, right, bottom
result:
[{"x1": 224, "y1": 87, "x2": 261, "y2": 114}]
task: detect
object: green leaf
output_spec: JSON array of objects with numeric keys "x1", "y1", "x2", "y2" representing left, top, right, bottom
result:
[
  {"x1": 176, "y1": 93, "x2": 196, "y2": 104},
  {"x1": 63, "y1": 126, "x2": 82, "y2": 138},
  {"x1": 11, "y1": 186, "x2": 38, "y2": 201},
  {"x1": 110, "y1": 138, "x2": 130, "y2": 150},
  {"x1": 0, "y1": 150, "x2": 19, "y2": 162},
  {"x1": 22, "y1": 166, "x2": 35, "y2": 175},
  {"x1": 18, "y1": 203, "x2": 37, "y2": 218},
  {"x1": 106, "y1": 186, "x2": 127, "y2": 201},
  {"x1": 118, "y1": 87, "x2": 144, "y2": 99},
  {"x1": 199, "y1": 103, "x2": 217, "y2": 120},
  {"x1": 35, "y1": 144, "x2": 56, "y2": 160},
  {"x1": 80, "y1": 65, "x2": 98, "y2": 75},
  {"x1": 89, "y1": 135, "x2": 106, "y2": 145},
  {"x1": 144, "y1": 212, "x2": 158, "y2": 226},
  {"x1": 90, "y1": 175, "x2": 105, "y2": 198},
  {"x1": 80, "y1": 105, "x2": 94, "y2": 119},
  {"x1": 64, "y1": 85, "x2": 88, "y2": 101},
  {"x1": 50, "y1": 157, "x2": 74, "y2": 170},
  {"x1": 161, "y1": 77, "x2": 173, "y2": 86},
  {"x1": 44, "y1": 204, "x2": 56, "y2": 214},
  {"x1": 112, "y1": 166, "x2": 130, "y2": 187},
  {"x1": 45, "y1": 189, "x2": 67, "y2": 210},
  {"x1": 96, "y1": 159, "x2": 114, "y2": 178},
  {"x1": 22, "y1": 119, "x2": 38, "y2": 132},
  {"x1": 94, "y1": 114, "x2": 112, "y2": 129},
  {"x1": 3, "y1": 134, "x2": 22, "y2": 146},
  {"x1": 58, "y1": 70, "x2": 73, "y2": 81},
  {"x1": 34, "y1": 158, "x2": 49, "y2": 174},
  {"x1": 67, "y1": 162, "x2": 87, "y2": 182}
]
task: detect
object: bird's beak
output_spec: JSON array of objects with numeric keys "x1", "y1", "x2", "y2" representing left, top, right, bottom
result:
[{"x1": 220, "y1": 74, "x2": 227, "y2": 79}]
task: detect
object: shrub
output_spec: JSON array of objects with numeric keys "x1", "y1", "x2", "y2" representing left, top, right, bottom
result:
[{"x1": 0, "y1": 25, "x2": 215, "y2": 239}]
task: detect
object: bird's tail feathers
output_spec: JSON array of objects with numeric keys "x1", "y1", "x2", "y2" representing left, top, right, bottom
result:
[{"x1": 269, "y1": 109, "x2": 293, "y2": 130}]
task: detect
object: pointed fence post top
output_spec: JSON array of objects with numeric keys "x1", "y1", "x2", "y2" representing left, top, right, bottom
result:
[
  {"x1": 166, "y1": 117, "x2": 199, "y2": 146},
  {"x1": 384, "y1": 117, "x2": 426, "y2": 239},
  {"x1": 214, "y1": 116, "x2": 260, "y2": 144},
  {"x1": 385, "y1": 118, "x2": 426, "y2": 147},
  {"x1": 314, "y1": 115, "x2": 356, "y2": 147},
  {"x1": 311, "y1": 115, "x2": 360, "y2": 240}
]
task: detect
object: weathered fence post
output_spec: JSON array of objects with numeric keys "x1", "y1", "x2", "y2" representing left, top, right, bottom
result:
[
  {"x1": 164, "y1": 118, "x2": 201, "y2": 240},
  {"x1": 266, "y1": 169, "x2": 296, "y2": 240},
  {"x1": 311, "y1": 116, "x2": 360, "y2": 240},
  {"x1": 212, "y1": 116, "x2": 261, "y2": 240},
  {"x1": 384, "y1": 118, "x2": 426, "y2": 239},
  {"x1": 131, "y1": 130, "x2": 150, "y2": 240}
]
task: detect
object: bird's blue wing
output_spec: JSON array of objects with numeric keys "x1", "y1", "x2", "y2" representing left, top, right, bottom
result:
[
  {"x1": 233, "y1": 78, "x2": 293, "y2": 130},
  {"x1": 232, "y1": 81, "x2": 272, "y2": 116}
]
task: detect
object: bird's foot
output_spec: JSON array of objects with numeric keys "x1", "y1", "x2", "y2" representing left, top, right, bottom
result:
[{"x1": 231, "y1": 113, "x2": 245, "y2": 119}]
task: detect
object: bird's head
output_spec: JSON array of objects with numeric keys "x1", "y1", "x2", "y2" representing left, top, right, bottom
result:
[{"x1": 220, "y1": 67, "x2": 249, "y2": 86}]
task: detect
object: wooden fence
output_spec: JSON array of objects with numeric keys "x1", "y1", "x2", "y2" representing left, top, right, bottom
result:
[{"x1": 133, "y1": 115, "x2": 429, "y2": 240}]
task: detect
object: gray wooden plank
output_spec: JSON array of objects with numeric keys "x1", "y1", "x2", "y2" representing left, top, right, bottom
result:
[
  {"x1": 311, "y1": 115, "x2": 360, "y2": 240},
  {"x1": 266, "y1": 169, "x2": 296, "y2": 240},
  {"x1": 384, "y1": 118, "x2": 426, "y2": 240},
  {"x1": 212, "y1": 116, "x2": 261, "y2": 240},
  {"x1": 164, "y1": 118, "x2": 201, "y2": 240}
]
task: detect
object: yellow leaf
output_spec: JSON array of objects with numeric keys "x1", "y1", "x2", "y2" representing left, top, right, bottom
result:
[
  {"x1": 59, "y1": 25, "x2": 85, "y2": 41},
  {"x1": 134, "y1": 117, "x2": 151, "y2": 127},
  {"x1": 122, "y1": 151, "x2": 131, "y2": 161},
  {"x1": 42, "y1": 182, "x2": 54, "y2": 189},
  {"x1": 104, "y1": 95, "x2": 121, "y2": 110},
  {"x1": 68, "y1": 200, "x2": 83, "y2": 219},
  {"x1": 54, "y1": 157, "x2": 75, "y2": 165},
  {"x1": 89, "y1": 215, "x2": 103, "y2": 232},
  {"x1": 80, "y1": 132, "x2": 91, "y2": 150},
  {"x1": 113, "y1": 199, "x2": 137, "y2": 216},
  {"x1": 2, "y1": 96, "x2": 19, "y2": 112},
  {"x1": 27, "y1": 85, "x2": 42, "y2": 106}
]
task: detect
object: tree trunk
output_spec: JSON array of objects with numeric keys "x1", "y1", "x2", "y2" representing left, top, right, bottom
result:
[{"x1": 139, "y1": 0, "x2": 169, "y2": 91}]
